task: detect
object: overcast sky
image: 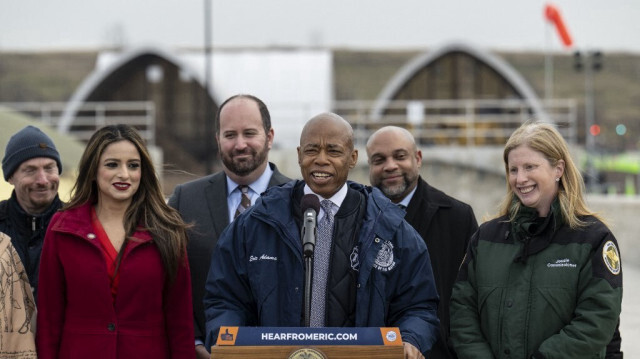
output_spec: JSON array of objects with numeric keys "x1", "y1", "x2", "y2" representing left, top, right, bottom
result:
[{"x1": 2, "y1": 0, "x2": 639, "y2": 53}]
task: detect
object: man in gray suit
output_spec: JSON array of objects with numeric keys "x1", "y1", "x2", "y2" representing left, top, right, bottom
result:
[{"x1": 168, "y1": 94, "x2": 291, "y2": 358}]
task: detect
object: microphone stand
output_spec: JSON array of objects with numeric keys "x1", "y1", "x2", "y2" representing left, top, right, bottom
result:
[{"x1": 304, "y1": 251, "x2": 313, "y2": 327}]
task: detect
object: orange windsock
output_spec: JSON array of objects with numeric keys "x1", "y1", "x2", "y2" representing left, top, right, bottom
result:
[{"x1": 544, "y1": 3, "x2": 573, "y2": 47}]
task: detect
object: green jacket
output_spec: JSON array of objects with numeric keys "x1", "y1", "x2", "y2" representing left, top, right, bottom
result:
[{"x1": 450, "y1": 215, "x2": 622, "y2": 359}]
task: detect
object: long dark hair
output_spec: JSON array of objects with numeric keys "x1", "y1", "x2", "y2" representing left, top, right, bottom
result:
[{"x1": 66, "y1": 124, "x2": 189, "y2": 282}]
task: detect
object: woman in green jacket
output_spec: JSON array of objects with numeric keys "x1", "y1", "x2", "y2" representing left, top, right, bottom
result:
[{"x1": 450, "y1": 121, "x2": 622, "y2": 359}]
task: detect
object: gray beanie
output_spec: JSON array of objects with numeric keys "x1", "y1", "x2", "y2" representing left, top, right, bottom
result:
[{"x1": 2, "y1": 125, "x2": 62, "y2": 181}]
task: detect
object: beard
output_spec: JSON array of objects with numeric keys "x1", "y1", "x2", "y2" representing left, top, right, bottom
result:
[
  {"x1": 221, "y1": 143, "x2": 269, "y2": 177},
  {"x1": 375, "y1": 172, "x2": 417, "y2": 201}
]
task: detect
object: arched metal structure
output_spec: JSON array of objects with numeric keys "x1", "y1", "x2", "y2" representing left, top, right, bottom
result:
[
  {"x1": 364, "y1": 42, "x2": 553, "y2": 145},
  {"x1": 372, "y1": 42, "x2": 548, "y2": 120},
  {"x1": 59, "y1": 46, "x2": 220, "y2": 173}
]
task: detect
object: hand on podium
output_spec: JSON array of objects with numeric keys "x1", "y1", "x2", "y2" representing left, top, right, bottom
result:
[
  {"x1": 195, "y1": 344, "x2": 209, "y2": 359},
  {"x1": 403, "y1": 342, "x2": 425, "y2": 359}
]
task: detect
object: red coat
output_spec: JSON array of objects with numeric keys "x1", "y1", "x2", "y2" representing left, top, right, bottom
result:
[{"x1": 36, "y1": 203, "x2": 194, "y2": 358}]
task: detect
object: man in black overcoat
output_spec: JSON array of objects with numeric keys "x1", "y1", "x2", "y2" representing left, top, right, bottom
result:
[{"x1": 366, "y1": 126, "x2": 478, "y2": 359}]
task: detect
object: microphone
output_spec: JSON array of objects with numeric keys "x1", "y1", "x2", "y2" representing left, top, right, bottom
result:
[
  {"x1": 300, "y1": 194, "x2": 320, "y2": 327},
  {"x1": 300, "y1": 194, "x2": 320, "y2": 258}
]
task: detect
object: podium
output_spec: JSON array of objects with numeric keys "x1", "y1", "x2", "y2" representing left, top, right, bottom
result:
[{"x1": 210, "y1": 326, "x2": 404, "y2": 359}]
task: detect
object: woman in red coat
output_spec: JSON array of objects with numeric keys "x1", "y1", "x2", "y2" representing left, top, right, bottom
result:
[{"x1": 36, "y1": 125, "x2": 194, "y2": 358}]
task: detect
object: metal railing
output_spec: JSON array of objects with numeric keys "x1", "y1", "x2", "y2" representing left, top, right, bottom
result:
[
  {"x1": 0, "y1": 101, "x2": 156, "y2": 145},
  {"x1": 1, "y1": 98, "x2": 577, "y2": 149},
  {"x1": 334, "y1": 98, "x2": 577, "y2": 147}
]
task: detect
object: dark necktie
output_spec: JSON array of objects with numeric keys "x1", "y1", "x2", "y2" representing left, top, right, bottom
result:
[
  {"x1": 310, "y1": 199, "x2": 335, "y2": 327},
  {"x1": 234, "y1": 185, "x2": 251, "y2": 219}
]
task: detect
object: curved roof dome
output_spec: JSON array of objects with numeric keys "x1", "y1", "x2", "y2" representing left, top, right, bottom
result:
[
  {"x1": 371, "y1": 42, "x2": 549, "y2": 122},
  {"x1": 58, "y1": 46, "x2": 205, "y2": 133}
]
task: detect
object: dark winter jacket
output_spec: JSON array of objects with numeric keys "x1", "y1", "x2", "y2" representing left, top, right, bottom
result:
[
  {"x1": 168, "y1": 162, "x2": 290, "y2": 342},
  {"x1": 0, "y1": 191, "x2": 63, "y2": 299},
  {"x1": 204, "y1": 180, "x2": 440, "y2": 354},
  {"x1": 451, "y1": 214, "x2": 623, "y2": 359},
  {"x1": 404, "y1": 178, "x2": 478, "y2": 359}
]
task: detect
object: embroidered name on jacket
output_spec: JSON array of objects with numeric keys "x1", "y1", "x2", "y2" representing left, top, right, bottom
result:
[
  {"x1": 546, "y1": 258, "x2": 577, "y2": 268},
  {"x1": 249, "y1": 254, "x2": 278, "y2": 262},
  {"x1": 373, "y1": 240, "x2": 396, "y2": 272}
]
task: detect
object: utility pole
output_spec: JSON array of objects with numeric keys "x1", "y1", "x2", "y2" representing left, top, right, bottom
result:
[
  {"x1": 574, "y1": 50, "x2": 603, "y2": 193},
  {"x1": 544, "y1": 20, "x2": 554, "y2": 101},
  {"x1": 204, "y1": 0, "x2": 214, "y2": 174}
]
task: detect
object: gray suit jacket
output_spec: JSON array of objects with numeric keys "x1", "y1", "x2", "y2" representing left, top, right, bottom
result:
[{"x1": 168, "y1": 162, "x2": 291, "y2": 342}]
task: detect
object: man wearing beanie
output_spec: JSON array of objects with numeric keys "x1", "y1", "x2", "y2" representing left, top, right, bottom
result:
[{"x1": 1, "y1": 125, "x2": 63, "y2": 300}]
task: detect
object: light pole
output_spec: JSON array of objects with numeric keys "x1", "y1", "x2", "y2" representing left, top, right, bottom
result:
[
  {"x1": 574, "y1": 50, "x2": 602, "y2": 193},
  {"x1": 204, "y1": 0, "x2": 214, "y2": 174}
]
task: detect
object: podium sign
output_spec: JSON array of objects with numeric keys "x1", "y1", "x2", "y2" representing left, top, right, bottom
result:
[{"x1": 211, "y1": 327, "x2": 404, "y2": 359}]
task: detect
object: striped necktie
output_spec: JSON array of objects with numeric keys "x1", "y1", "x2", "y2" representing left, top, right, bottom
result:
[
  {"x1": 234, "y1": 185, "x2": 251, "y2": 219},
  {"x1": 310, "y1": 199, "x2": 335, "y2": 327}
]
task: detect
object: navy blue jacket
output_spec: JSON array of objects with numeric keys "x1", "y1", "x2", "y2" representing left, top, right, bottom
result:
[{"x1": 204, "y1": 180, "x2": 440, "y2": 354}]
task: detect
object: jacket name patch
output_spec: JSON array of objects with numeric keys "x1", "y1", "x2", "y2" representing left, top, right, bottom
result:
[
  {"x1": 546, "y1": 258, "x2": 577, "y2": 268},
  {"x1": 249, "y1": 254, "x2": 278, "y2": 262}
]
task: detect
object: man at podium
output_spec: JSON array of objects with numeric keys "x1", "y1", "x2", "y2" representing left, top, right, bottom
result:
[{"x1": 204, "y1": 113, "x2": 440, "y2": 358}]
